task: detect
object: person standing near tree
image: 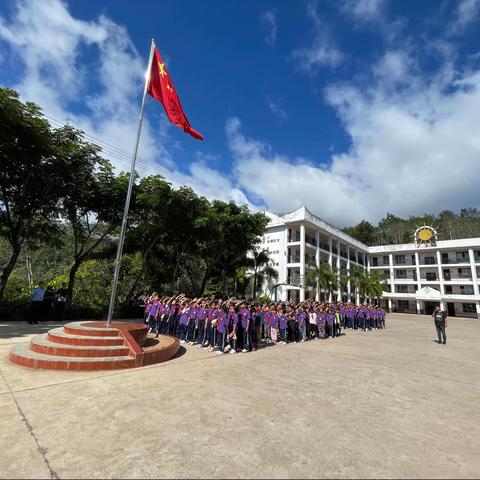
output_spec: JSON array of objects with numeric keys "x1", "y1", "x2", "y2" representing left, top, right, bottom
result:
[
  {"x1": 432, "y1": 306, "x2": 447, "y2": 345},
  {"x1": 30, "y1": 282, "x2": 45, "y2": 324},
  {"x1": 55, "y1": 283, "x2": 68, "y2": 322}
]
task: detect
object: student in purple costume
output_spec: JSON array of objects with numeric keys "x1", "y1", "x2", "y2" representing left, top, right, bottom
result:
[
  {"x1": 216, "y1": 306, "x2": 229, "y2": 354},
  {"x1": 296, "y1": 306, "x2": 307, "y2": 342},
  {"x1": 227, "y1": 306, "x2": 239, "y2": 353},
  {"x1": 195, "y1": 302, "x2": 207, "y2": 347},
  {"x1": 147, "y1": 295, "x2": 159, "y2": 333},
  {"x1": 270, "y1": 307, "x2": 279, "y2": 343},
  {"x1": 241, "y1": 306, "x2": 252, "y2": 352},
  {"x1": 278, "y1": 307, "x2": 288, "y2": 344},
  {"x1": 186, "y1": 303, "x2": 197, "y2": 344},
  {"x1": 177, "y1": 304, "x2": 189, "y2": 343},
  {"x1": 316, "y1": 308, "x2": 326, "y2": 338},
  {"x1": 325, "y1": 309, "x2": 335, "y2": 338},
  {"x1": 207, "y1": 303, "x2": 221, "y2": 352}
]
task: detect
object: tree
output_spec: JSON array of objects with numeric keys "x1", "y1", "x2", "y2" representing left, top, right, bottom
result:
[
  {"x1": 122, "y1": 175, "x2": 173, "y2": 301},
  {"x1": 305, "y1": 261, "x2": 337, "y2": 300},
  {"x1": 360, "y1": 271, "x2": 384, "y2": 303},
  {"x1": 343, "y1": 220, "x2": 376, "y2": 245},
  {"x1": 58, "y1": 127, "x2": 128, "y2": 305},
  {"x1": 246, "y1": 248, "x2": 271, "y2": 299},
  {"x1": 182, "y1": 202, "x2": 268, "y2": 296},
  {"x1": 246, "y1": 251, "x2": 278, "y2": 299},
  {"x1": 0, "y1": 89, "x2": 92, "y2": 299}
]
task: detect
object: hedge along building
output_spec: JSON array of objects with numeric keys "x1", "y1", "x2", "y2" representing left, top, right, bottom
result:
[{"x1": 258, "y1": 206, "x2": 480, "y2": 319}]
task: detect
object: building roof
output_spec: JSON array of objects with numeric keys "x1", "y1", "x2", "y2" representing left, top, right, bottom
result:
[
  {"x1": 265, "y1": 205, "x2": 369, "y2": 251},
  {"x1": 265, "y1": 205, "x2": 480, "y2": 253}
]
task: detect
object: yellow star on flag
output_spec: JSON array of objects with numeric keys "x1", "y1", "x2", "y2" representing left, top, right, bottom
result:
[
  {"x1": 167, "y1": 83, "x2": 173, "y2": 92},
  {"x1": 158, "y1": 62, "x2": 167, "y2": 77}
]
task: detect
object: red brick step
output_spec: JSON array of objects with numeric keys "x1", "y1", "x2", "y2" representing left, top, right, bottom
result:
[
  {"x1": 47, "y1": 327, "x2": 125, "y2": 346},
  {"x1": 31, "y1": 334, "x2": 130, "y2": 358}
]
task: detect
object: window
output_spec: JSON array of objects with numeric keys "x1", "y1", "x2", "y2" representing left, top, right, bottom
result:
[
  {"x1": 424, "y1": 256, "x2": 435, "y2": 265},
  {"x1": 456, "y1": 251, "x2": 468, "y2": 262},
  {"x1": 383, "y1": 255, "x2": 389, "y2": 264},
  {"x1": 445, "y1": 285, "x2": 452, "y2": 294},
  {"x1": 460, "y1": 285, "x2": 474, "y2": 295},
  {"x1": 425, "y1": 272, "x2": 437, "y2": 281},
  {"x1": 394, "y1": 255, "x2": 406, "y2": 265},
  {"x1": 395, "y1": 269, "x2": 407, "y2": 279},
  {"x1": 384, "y1": 269, "x2": 390, "y2": 277},
  {"x1": 396, "y1": 285, "x2": 408, "y2": 293},
  {"x1": 463, "y1": 303, "x2": 476, "y2": 313},
  {"x1": 411, "y1": 255, "x2": 416, "y2": 265},
  {"x1": 398, "y1": 300, "x2": 410, "y2": 309}
]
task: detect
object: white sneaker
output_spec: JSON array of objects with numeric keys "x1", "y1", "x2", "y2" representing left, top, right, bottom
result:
[
  {"x1": 229, "y1": 349, "x2": 236, "y2": 354},
  {"x1": 217, "y1": 350, "x2": 224, "y2": 355},
  {"x1": 242, "y1": 348, "x2": 247, "y2": 353},
  {"x1": 225, "y1": 344, "x2": 231, "y2": 352},
  {"x1": 180, "y1": 340, "x2": 185, "y2": 344}
]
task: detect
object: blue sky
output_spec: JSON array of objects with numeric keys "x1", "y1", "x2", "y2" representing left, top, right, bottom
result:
[{"x1": 1, "y1": 0, "x2": 480, "y2": 226}]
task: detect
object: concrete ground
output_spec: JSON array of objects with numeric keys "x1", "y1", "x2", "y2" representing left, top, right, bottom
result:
[{"x1": 0, "y1": 313, "x2": 479, "y2": 479}]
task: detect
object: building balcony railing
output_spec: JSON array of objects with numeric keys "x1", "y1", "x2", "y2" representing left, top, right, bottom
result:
[
  {"x1": 441, "y1": 259, "x2": 470, "y2": 265},
  {"x1": 444, "y1": 275, "x2": 473, "y2": 281}
]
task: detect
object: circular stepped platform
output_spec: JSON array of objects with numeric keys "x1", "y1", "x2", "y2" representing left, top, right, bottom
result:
[{"x1": 9, "y1": 321, "x2": 180, "y2": 371}]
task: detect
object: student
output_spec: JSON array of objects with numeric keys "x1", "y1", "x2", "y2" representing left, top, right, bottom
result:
[
  {"x1": 227, "y1": 305, "x2": 239, "y2": 354},
  {"x1": 316, "y1": 308, "x2": 326, "y2": 339},
  {"x1": 177, "y1": 303, "x2": 189, "y2": 343},
  {"x1": 241, "y1": 305, "x2": 252, "y2": 352},
  {"x1": 296, "y1": 306, "x2": 307, "y2": 342},
  {"x1": 279, "y1": 308, "x2": 288, "y2": 344},
  {"x1": 186, "y1": 303, "x2": 197, "y2": 344},
  {"x1": 325, "y1": 309, "x2": 335, "y2": 338},
  {"x1": 147, "y1": 295, "x2": 160, "y2": 333},
  {"x1": 270, "y1": 308, "x2": 279, "y2": 344},
  {"x1": 216, "y1": 306, "x2": 229, "y2": 354},
  {"x1": 308, "y1": 306, "x2": 318, "y2": 339},
  {"x1": 207, "y1": 303, "x2": 221, "y2": 352},
  {"x1": 195, "y1": 302, "x2": 207, "y2": 347}
]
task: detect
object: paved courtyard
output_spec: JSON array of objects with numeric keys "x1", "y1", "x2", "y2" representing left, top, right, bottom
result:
[{"x1": 0, "y1": 313, "x2": 479, "y2": 479}]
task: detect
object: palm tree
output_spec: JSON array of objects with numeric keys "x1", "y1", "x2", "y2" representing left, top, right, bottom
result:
[
  {"x1": 246, "y1": 248, "x2": 278, "y2": 298},
  {"x1": 305, "y1": 261, "x2": 337, "y2": 300},
  {"x1": 256, "y1": 265, "x2": 279, "y2": 298},
  {"x1": 350, "y1": 264, "x2": 365, "y2": 302},
  {"x1": 361, "y1": 271, "x2": 384, "y2": 304}
]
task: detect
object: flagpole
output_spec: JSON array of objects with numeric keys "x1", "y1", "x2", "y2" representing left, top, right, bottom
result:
[{"x1": 106, "y1": 39, "x2": 155, "y2": 327}]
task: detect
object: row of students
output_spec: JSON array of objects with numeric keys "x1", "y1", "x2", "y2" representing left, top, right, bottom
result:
[{"x1": 142, "y1": 294, "x2": 386, "y2": 355}]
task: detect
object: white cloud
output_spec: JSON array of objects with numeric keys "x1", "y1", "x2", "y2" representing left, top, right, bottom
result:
[
  {"x1": 227, "y1": 55, "x2": 480, "y2": 225},
  {"x1": 0, "y1": 0, "x2": 165, "y2": 166},
  {"x1": 291, "y1": 1, "x2": 343, "y2": 73},
  {"x1": 340, "y1": 0, "x2": 387, "y2": 21},
  {"x1": 449, "y1": 0, "x2": 480, "y2": 34},
  {"x1": 266, "y1": 96, "x2": 287, "y2": 120},
  {"x1": 260, "y1": 9, "x2": 277, "y2": 46},
  {"x1": 0, "y1": 0, "x2": 248, "y2": 208}
]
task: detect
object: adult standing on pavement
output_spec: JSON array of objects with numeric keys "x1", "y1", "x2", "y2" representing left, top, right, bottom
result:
[
  {"x1": 30, "y1": 281, "x2": 45, "y2": 324},
  {"x1": 432, "y1": 306, "x2": 447, "y2": 345},
  {"x1": 55, "y1": 283, "x2": 68, "y2": 322}
]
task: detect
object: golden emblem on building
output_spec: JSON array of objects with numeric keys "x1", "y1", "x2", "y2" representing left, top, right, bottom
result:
[{"x1": 414, "y1": 225, "x2": 437, "y2": 247}]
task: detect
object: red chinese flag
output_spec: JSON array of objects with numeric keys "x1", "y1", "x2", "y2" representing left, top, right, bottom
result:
[{"x1": 147, "y1": 45, "x2": 203, "y2": 140}]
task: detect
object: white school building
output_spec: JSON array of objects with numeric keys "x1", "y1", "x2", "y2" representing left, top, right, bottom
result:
[{"x1": 259, "y1": 206, "x2": 480, "y2": 319}]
